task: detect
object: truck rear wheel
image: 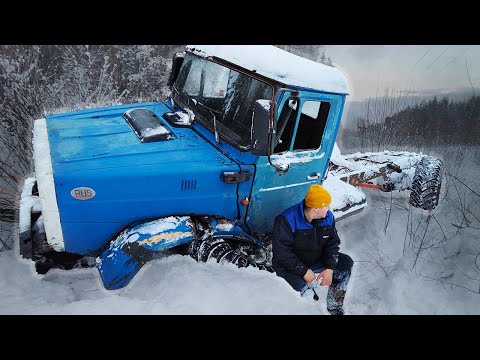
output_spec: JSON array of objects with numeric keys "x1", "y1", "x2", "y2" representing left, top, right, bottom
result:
[
  {"x1": 187, "y1": 237, "x2": 274, "y2": 272},
  {"x1": 409, "y1": 156, "x2": 443, "y2": 210}
]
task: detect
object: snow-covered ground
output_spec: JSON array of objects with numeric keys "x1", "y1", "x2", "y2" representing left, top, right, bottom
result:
[{"x1": 1, "y1": 145, "x2": 478, "y2": 315}]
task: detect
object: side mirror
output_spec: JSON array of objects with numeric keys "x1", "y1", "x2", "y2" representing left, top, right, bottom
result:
[
  {"x1": 251, "y1": 100, "x2": 273, "y2": 156},
  {"x1": 167, "y1": 52, "x2": 185, "y2": 88}
]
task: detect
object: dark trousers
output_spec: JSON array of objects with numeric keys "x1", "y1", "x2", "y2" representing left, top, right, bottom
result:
[{"x1": 274, "y1": 252, "x2": 353, "y2": 310}]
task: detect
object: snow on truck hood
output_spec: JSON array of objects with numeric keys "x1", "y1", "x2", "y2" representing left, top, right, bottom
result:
[
  {"x1": 43, "y1": 102, "x2": 231, "y2": 174},
  {"x1": 187, "y1": 45, "x2": 349, "y2": 95}
]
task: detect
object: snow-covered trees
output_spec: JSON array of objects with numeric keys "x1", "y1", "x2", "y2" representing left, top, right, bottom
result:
[
  {"x1": 276, "y1": 45, "x2": 334, "y2": 67},
  {"x1": 0, "y1": 45, "x2": 182, "y2": 250}
]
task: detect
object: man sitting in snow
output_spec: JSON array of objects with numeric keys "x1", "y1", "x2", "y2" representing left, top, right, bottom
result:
[{"x1": 272, "y1": 184, "x2": 353, "y2": 315}]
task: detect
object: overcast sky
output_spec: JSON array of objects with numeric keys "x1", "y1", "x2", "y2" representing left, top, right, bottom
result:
[{"x1": 324, "y1": 45, "x2": 480, "y2": 101}]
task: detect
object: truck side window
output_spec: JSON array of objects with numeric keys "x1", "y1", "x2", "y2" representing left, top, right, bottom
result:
[
  {"x1": 293, "y1": 100, "x2": 330, "y2": 151},
  {"x1": 274, "y1": 99, "x2": 299, "y2": 153}
]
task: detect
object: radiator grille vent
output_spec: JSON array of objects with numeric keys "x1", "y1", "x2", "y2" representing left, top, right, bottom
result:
[{"x1": 181, "y1": 180, "x2": 197, "y2": 191}]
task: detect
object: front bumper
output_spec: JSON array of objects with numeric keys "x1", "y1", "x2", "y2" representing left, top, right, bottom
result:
[{"x1": 33, "y1": 118, "x2": 64, "y2": 251}]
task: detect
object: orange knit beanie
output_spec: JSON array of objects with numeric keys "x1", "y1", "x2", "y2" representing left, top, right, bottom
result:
[{"x1": 304, "y1": 184, "x2": 331, "y2": 208}]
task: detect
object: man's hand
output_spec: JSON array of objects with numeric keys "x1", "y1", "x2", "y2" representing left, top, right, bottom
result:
[
  {"x1": 318, "y1": 268, "x2": 333, "y2": 286},
  {"x1": 303, "y1": 269, "x2": 316, "y2": 284}
]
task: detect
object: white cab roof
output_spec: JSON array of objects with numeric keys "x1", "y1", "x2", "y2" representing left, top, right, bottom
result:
[{"x1": 186, "y1": 45, "x2": 349, "y2": 95}]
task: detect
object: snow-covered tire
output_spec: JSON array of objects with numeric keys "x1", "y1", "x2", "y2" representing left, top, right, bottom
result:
[
  {"x1": 187, "y1": 237, "x2": 274, "y2": 272},
  {"x1": 409, "y1": 156, "x2": 443, "y2": 210}
]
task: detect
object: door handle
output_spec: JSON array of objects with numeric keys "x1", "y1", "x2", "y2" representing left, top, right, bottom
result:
[
  {"x1": 221, "y1": 171, "x2": 252, "y2": 183},
  {"x1": 307, "y1": 173, "x2": 321, "y2": 180}
]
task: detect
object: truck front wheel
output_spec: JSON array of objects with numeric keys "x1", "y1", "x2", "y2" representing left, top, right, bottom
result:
[{"x1": 186, "y1": 237, "x2": 274, "y2": 272}]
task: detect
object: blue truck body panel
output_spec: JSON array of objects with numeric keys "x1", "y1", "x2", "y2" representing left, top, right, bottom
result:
[{"x1": 46, "y1": 102, "x2": 243, "y2": 254}]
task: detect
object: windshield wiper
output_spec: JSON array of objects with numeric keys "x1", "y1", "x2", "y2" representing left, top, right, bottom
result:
[
  {"x1": 172, "y1": 83, "x2": 191, "y2": 108},
  {"x1": 210, "y1": 110, "x2": 220, "y2": 143},
  {"x1": 173, "y1": 84, "x2": 224, "y2": 143},
  {"x1": 172, "y1": 84, "x2": 223, "y2": 118}
]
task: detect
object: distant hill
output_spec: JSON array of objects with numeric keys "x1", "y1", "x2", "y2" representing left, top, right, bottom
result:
[{"x1": 341, "y1": 87, "x2": 479, "y2": 129}]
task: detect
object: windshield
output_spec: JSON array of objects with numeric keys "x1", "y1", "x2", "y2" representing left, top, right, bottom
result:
[{"x1": 172, "y1": 53, "x2": 273, "y2": 149}]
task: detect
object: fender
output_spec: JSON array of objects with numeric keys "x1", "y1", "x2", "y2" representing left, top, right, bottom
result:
[
  {"x1": 98, "y1": 216, "x2": 262, "y2": 290},
  {"x1": 98, "y1": 216, "x2": 195, "y2": 290}
]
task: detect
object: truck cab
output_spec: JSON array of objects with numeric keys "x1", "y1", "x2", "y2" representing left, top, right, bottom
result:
[{"x1": 169, "y1": 46, "x2": 349, "y2": 235}]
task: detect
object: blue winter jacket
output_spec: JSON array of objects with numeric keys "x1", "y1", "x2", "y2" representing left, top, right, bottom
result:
[{"x1": 272, "y1": 200, "x2": 340, "y2": 277}]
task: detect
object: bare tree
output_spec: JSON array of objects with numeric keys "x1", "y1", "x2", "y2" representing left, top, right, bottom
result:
[{"x1": 0, "y1": 45, "x2": 178, "y2": 251}]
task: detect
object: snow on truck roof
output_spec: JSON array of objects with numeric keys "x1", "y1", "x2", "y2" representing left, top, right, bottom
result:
[{"x1": 186, "y1": 45, "x2": 349, "y2": 95}]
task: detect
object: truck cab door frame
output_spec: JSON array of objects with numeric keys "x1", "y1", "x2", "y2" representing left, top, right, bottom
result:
[{"x1": 244, "y1": 89, "x2": 346, "y2": 235}]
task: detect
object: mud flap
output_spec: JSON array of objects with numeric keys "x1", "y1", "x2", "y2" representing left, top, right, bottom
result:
[{"x1": 98, "y1": 216, "x2": 194, "y2": 290}]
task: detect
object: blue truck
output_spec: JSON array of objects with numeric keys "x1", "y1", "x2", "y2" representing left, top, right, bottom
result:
[{"x1": 18, "y1": 45, "x2": 443, "y2": 290}]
